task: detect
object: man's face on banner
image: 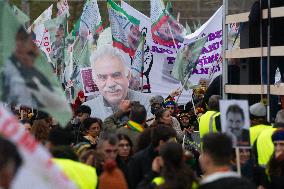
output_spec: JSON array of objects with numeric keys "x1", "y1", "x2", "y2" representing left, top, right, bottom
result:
[
  {"x1": 15, "y1": 32, "x2": 39, "y2": 67},
  {"x1": 226, "y1": 111, "x2": 244, "y2": 136},
  {"x1": 128, "y1": 25, "x2": 141, "y2": 50},
  {"x1": 93, "y1": 56, "x2": 129, "y2": 105}
]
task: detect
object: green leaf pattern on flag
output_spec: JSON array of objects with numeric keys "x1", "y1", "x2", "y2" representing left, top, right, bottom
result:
[{"x1": 171, "y1": 36, "x2": 207, "y2": 90}]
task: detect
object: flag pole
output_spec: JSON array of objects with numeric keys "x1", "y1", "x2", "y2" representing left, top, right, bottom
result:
[
  {"x1": 140, "y1": 33, "x2": 146, "y2": 93},
  {"x1": 167, "y1": 22, "x2": 179, "y2": 53}
]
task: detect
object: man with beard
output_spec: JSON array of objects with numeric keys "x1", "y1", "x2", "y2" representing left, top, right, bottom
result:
[{"x1": 83, "y1": 45, "x2": 152, "y2": 121}]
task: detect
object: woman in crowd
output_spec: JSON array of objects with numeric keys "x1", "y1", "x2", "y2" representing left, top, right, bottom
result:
[
  {"x1": 117, "y1": 134, "x2": 133, "y2": 163},
  {"x1": 267, "y1": 129, "x2": 284, "y2": 189},
  {"x1": 31, "y1": 119, "x2": 50, "y2": 145},
  {"x1": 137, "y1": 142, "x2": 196, "y2": 189},
  {"x1": 82, "y1": 118, "x2": 102, "y2": 148},
  {"x1": 152, "y1": 109, "x2": 183, "y2": 141},
  {"x1": 231, "y1": 148, "x2": 269, "y2": 189}
]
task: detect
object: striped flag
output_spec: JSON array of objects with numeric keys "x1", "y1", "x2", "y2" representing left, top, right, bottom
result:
[
  {"x1": 150, "y1": 0, "x2": 186, "y2": 46},
  {"x1": 107, "y1": 0, "x2": 141, "y2": 57}
]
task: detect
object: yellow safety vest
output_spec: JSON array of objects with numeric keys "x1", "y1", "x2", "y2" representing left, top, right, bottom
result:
[
  {"x1": 53, "y1": 158, "x2": 98, "y2": 189},
  {"x1": 199, "y1": 111, "x2": 220, "y2": 140},
  {"x1": 256, "y1": 128, "x2": 277, "y2": 166},
  {"x1": 249, "y1": 124, "x2": 272, "y2": 146}
]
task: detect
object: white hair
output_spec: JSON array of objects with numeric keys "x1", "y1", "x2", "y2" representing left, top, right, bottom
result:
[{"x1": 90, "y1": 45, "x2": 130, "y2": 79}]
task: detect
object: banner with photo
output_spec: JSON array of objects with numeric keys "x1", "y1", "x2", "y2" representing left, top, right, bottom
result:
[
  {"x1": 0, "y1": 2, "x2": 72, "y2": 127},
  {"x1": 107, "y1": 0, "x2": 141, "y2": 57},
  {"x1": 121, "y1": 2, "x2": 222, "y2": 104},
  {"x1": 0, "y1": 105, "x2": 76, "y2": 189}
]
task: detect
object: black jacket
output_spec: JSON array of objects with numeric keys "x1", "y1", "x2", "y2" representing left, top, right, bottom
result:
[
  {"x1": 198, "y1": 177, "x2": 256, "y2": 189},
  {"x1": 128, "y1": 145, "x2": 158, "y2": 189}
]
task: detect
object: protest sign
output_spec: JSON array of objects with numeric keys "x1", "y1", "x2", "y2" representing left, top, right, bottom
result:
[
  {"x1": 220, "y1": 100, "x2": 251, "y2": 147},
  {"x1": 80, "y1": 67, "x2": 99, "y2": 96}
]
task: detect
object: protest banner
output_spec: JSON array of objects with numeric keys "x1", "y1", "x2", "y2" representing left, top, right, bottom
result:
[
  {"x1": 122, "y1": 2, "x2": 222, "y2": 104},
  {"x1": 80, "y1": 67, "x2": 99, "y2": 96},
  {"x1": 185, "y1": 6, "x2": 223, "y2": 85},
  {"x1": 0, "y1": 105, "x2": 76, "y2": 189}
]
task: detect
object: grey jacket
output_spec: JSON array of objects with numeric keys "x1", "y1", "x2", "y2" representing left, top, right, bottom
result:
[{"x1": 83, "y1": 89, "x2": 152, "y2": 121}]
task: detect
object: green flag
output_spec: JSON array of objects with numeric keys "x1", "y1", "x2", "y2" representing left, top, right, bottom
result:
[
  {"x1": 12, "y1": 5, "x2": 30, "y2": 25},
  {"x1": 0, "y1": 2, "x2": 72, "y2": 127},
  {"x1": 171, "y1": 36, "x2": 207, "y2": 90},
  {"x1": 107, "y1": 0, "x2": 141, "y2": 57},
  {"x1": 185, "y1": 21, "x2": 192, "y2": 35}
]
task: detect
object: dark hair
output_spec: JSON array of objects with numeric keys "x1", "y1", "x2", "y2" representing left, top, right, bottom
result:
[
  {"x1": 226, "y1": 104, "x2": 245, "y2": 121},
  {"x1": 159, "y1": 142, "x2": 195, "y2": 189},
  {"x1": 129, "y1": 104, "x2": 147, "y2": 124},
  {"x1": 208, "y1": 95, "x2": 221, "y2": 111},
  {"x1": 20, "y1": 119, "x2": 31, "y2": 125},
  {"x1": 82, "y1": 118, "x2": 102, "y2": 131},
  {"x1": 48, "y1": 127, "x2": 74, "y2": 146},
  {"x1": 202, "y1": 133, "x2": 233, "y2": 166},
  {"x1": 76, "y1": 105, "x2": 91, "y2": 115},
  {"x1": 0, "y1": 137, "x2": 22, "y2": 174},
  {"x1": 98, "y1": 133, "x2": 119, "y2": 148},
  {"x1": 155, "y1": 109, "x2": 168, "y2": 121},
  {"x1": 151, "y1": 125, "x2": 177, "y2": 148},
  {"x1": 117, "y1": 133, "x2": 133, "y2": 155},
  {"x1": 51, "y1": 146, "x2": 78, "y2": 161},
  {"x1": 16, "y1": 26, "x2": 29, "y2": 41},
  {"x1": 31, "y1": 120, "x2": 50, "y2": 143},
  {"x1": 135, "y1": 127, "x2": 153, "y2": 152}
]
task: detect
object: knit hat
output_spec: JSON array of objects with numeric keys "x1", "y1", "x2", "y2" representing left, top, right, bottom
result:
[
  {"x1": 98, "y1": 160, "x2": 128, "y2": 189},
  {"x1": 150, "y1": 95, "x2": 164, "y2": 105},
  {"x1": 272, "y1": 129, "x2": 284, "y2": 142},
  {"x1": 250, "y1": 102, "x2": 266, "y2": 117},
  {"x1": 163, "y1": 97, "x2": 176, "y2": 107}
]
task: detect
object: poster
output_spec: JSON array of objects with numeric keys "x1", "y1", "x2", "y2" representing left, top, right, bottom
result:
[
  {"x1": 80, "y1": 67, "x2": 99, "y2": 96},
  {"x1": 220, "y1": 100, "x2": 251, "y2": 147}
]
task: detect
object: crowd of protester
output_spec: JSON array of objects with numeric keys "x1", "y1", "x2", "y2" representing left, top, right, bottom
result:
[{"x1": 1, "y1": 86, "x2": 283, "y2": 189}]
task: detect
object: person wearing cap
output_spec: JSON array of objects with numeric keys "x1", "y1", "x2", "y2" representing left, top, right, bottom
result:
[
  {"x1": 249, "y1": 102, "x2": 271, "y2": 146},
  {"x1": 256, "y1": 109, "x2": 284, "y2": 166},
  {"x1": 267, "y1": 129, "x2": 284, "y2": 189}
]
